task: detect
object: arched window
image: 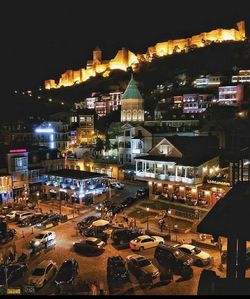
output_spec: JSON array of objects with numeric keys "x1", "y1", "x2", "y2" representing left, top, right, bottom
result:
[
  {"x1": 133, "y1": 110, "x2": 137, "y2": 120},
  {"x1": 127, "y1": 110, "x2": 131, "y2": 121}
]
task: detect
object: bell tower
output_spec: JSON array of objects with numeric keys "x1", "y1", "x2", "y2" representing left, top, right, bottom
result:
[{"x1": 121, "y1": 73, "x2": 144, "y2": 123}]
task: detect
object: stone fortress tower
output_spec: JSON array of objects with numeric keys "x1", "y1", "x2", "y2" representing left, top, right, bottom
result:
[
  {"x1": 121, "y1": 74, "x2": 144, "y2": 123},
  {"x1": 93, "y1": 46, "x2": 102, "y2": 66}
]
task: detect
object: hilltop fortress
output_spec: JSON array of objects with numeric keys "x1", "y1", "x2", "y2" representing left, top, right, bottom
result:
[{"x1": 45, "y1": 21, "x2": 246, "y2": 89}]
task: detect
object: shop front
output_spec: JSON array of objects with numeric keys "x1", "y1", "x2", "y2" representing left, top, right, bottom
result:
[
  {"x1": 43, "y1": 169, "x2": 108, "y2": 205},
  {"x1": 198, "y1": 181, "x2": 231, "y2": 206}
]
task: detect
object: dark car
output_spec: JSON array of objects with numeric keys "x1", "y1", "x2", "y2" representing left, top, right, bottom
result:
[
  {"x1": 107, "y1": 256, "x2": 129, "y2": 290},
  {"x1": 73, "y1": 239, "x2": 105, "y2": 256},
  {"x1": 83, "y1": 226, "x2": 109, "y2": 239},
  {"x1": 0, "y1": 229, "x2": 16, "y2": 245},
  {"x1": 136, "y1": 188, "x2": 149, "y2": 199},
  {"x1": 18, "y1": 214, "x2": 44, "y2": 227},
  {"x1": 108, "y1": 203, "x2": 123, "y2": 215},
  {"x1": 54, "y1": 259, "x2": 79, "y2": 287},
  {"x1": 77, "y1": 215, "x2": 101, "y2": 231},
  {"x1": 35, "y1": 213, "x2": 60, "y2": 229},
  {"x1": 120, "y1": 197, "x2": 137, "y2": 208},
  {"x1": 0, "y1": 263, "x2": 28, "y2": 287},
  {"x1": 111, "y1": 228, "x2": 143, "y2": 245},
  {"x1": 95, "y1": 200, "x2": 113, "y2": 212},
  {"x1": 154, "y1": 244, "x2": 193, "y2": 279}
]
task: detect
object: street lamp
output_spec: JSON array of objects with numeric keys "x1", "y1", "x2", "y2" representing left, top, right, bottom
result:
[
  {"x1": 24, "y1": 191, "x2": 28, "y2": 206},
  {"x1": 167, "y1": 209, "x2": 173, "y2": 239},
  {"x1": 36, "y1": 191, "x2": 40, "y2": 205},
  {"x1": 146, "y1": 207, "x2": 149, "y2": 231}
]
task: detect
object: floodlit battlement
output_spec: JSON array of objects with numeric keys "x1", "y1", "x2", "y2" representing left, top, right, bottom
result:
[{"x1": 45, "y1": 21, "x2": 246, "y2": 89}]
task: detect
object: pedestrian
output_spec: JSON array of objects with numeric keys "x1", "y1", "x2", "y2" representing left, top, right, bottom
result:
[
  {"x1": 99, "y1": 280, "x2": 104, "y2": 295},
  {"x1": 91, "y1": 281, "x2": 98, "y2": 295},
  {"x1": 129, "y1": 218, "x2": 133, "y2": 228}
]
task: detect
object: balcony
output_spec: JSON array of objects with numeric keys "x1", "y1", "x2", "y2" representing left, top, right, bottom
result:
[{"x1": 135, "y1": 171, "x2": 202, "y2": 185}]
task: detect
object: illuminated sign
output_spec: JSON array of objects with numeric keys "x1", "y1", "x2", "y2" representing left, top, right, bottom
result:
[
  {"x1": 9, "y1": 149, "x2": 27, "y2": 153},
  {"x1": 35, "y1": 128, "x2": 54, "y2": 133},
  {"x1": 7, "y1": 288, "x2": 21, "y2": 295},
  {"x1": 207, "y1": 179, "x2": 231, "y2": 186}
]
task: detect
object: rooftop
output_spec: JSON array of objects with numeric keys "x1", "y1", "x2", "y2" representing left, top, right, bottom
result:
[
  {"x1": 46, "y1": 169, "x2": 107, "y2": 180},
  {"x1": 134, "y1": 152, "x2": 218, "y2": 167},
  {"x1": 122, "y1": 76, "x2": 143, "y2": 100}
]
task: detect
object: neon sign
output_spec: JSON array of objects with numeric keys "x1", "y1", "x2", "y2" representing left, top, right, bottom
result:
[{"x1": 9, "y1": 149, "x2": 27, "y2": 153}]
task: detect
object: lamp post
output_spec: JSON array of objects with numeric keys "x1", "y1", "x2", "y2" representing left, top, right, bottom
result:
[
  {"x1": 168, "y1": 209, "x2": 172, "y2": 239},
  {"x1": 36, "y1": 191, "x2": 40, "y2": 205},
  {"x1": 146, "y1": 207, "x2": 149, "y2": 231},
  {"x1": 24, "y1": 191, "x2": 27, "y2": 206}
]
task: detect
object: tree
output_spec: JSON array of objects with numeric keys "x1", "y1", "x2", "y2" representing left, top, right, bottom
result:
[
  {"x1": 95, "y1": 137, "x2": 104, "y2": 157},
  {"x1": 104, "y1": 135, "x2": 111, "y2": 152}
]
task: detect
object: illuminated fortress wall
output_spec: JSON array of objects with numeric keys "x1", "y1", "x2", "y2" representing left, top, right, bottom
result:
[{"x1": 45, "y1": 21, "x2": 245, "y2": 89}]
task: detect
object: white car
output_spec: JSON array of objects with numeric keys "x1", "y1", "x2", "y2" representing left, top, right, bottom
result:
[
  {"x1": 6, "y1": 210, "x2": 23, "y2": 221},
  {"x1": 17, "y1": 211, "x2": 35, "y2": 222},
  {"x1": 28, "y1": 260, "x2": 57, "y2": 288},
  {"x1": 174, "y1": 244, "x2": 211, "y2": 266},
  {"x1": 130, "y1": 235, "x2": 165, "y2": 251},
  {"x1": 85, "y1": 237, "x2": 106, "y2": 248},
  {"x1": 110, "y1": 182, "x2": 124, "y2": 190},
  {"x1": 30, "y1": 231, "x2": 56, "y2": 248}
]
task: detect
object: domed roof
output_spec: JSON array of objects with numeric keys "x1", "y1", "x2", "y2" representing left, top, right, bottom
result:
[{"x1": 122, "y1": 75, "x2": 143, "y2": 100}]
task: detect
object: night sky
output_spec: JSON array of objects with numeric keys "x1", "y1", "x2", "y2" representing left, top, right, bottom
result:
[{"x1": 2, "y1": 0, "x2": 250, "y2": 93}]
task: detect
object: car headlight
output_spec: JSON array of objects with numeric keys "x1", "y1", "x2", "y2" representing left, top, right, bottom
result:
[{"x1": 34, "y1": 240, "x2": 40, "y2": 246}]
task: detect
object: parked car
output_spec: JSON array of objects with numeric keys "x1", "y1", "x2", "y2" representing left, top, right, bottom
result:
[
  {"x1": 14, "y1": 211, "x2": 35, "y2": 222},
  {"x1": 85, "y1": 237, "x2": 106, "y2": 247},
  {"x1": 154, "y1": 244, "x2": 193, "y2": 279},
  {"x1": 54, "y1": 259, "x2": 79, "y2": 287},
  {"x1": 0, "y1": 263, "x2": 27, "y2": 287},
  {"x1": 108, "y1": 203, "x2": 123, "y2": 215},
  {"x1": 174, "y1": 244, "x2": 211, "y2": 266},
  {"x1": 18, "y1": 214, "x2": 44, "y2": 227},
  {"x1": 6, "y1": 210, "x2": 23, "y2": 221},
  {"x1": 135, "y1": 188, "x2": 149, "y2": 199},
  {"x1": 82, "y1": 225, "x2": 109, "y2": 239},
  {"x1": 110, "y1": 182, "x2": 124, "y2": 190},
  {"x1": 130, "y1": 235, "x2": 165, "y2": 251},
  {"x1": 77, "y1": 215, "x2": 101, "y2": 231},
  {"x1": 126, "y1": 254, "x2": 159, "y2": 283},
  {"x1": 120, "y1": 197, "x2": 137, "y2": 208},
  {"x1": 17, "y1": 212, "x2": 35, "y2": 224},
  {"x1": 0, "y1": 206, "x2": 13, "y2": 215},
  {"x1": 28, "y1": 260, "x2": 57, "y2": 288},
  {"x1": 111, "y1": 228, "x2": 143, "y2": 245},
  {"x1": 107, "y1": 256, "x2": 129, "y2": 289},
  {"x1": 95, "y1": 200, "x2": 113, "y2": 212},
  {"x1": 0, "y1": 229, "x2": 16, "y2": 244},
  {"x1": 73, "y1": 239, "x2": 105, "y2": 255},
  {"x1": 30, "y1": 231, "x2": 56, "y2": 249},
  {"x1": 35, "y1": 213, "x2": 60, "y2": 229}
]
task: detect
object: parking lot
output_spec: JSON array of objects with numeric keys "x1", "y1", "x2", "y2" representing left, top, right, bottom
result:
[{"x1": 0, "y1": 182, "x2": 226, "y2": 295}]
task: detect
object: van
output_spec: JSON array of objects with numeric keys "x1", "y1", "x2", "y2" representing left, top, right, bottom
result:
[{"x1": 16, "y1": 212, "x2": 35, "y2": 223}]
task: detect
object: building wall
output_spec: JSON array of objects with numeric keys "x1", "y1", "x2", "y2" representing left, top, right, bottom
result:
[{"x1": 121, "y1": 99, "x2": 144, "y2": 122}]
